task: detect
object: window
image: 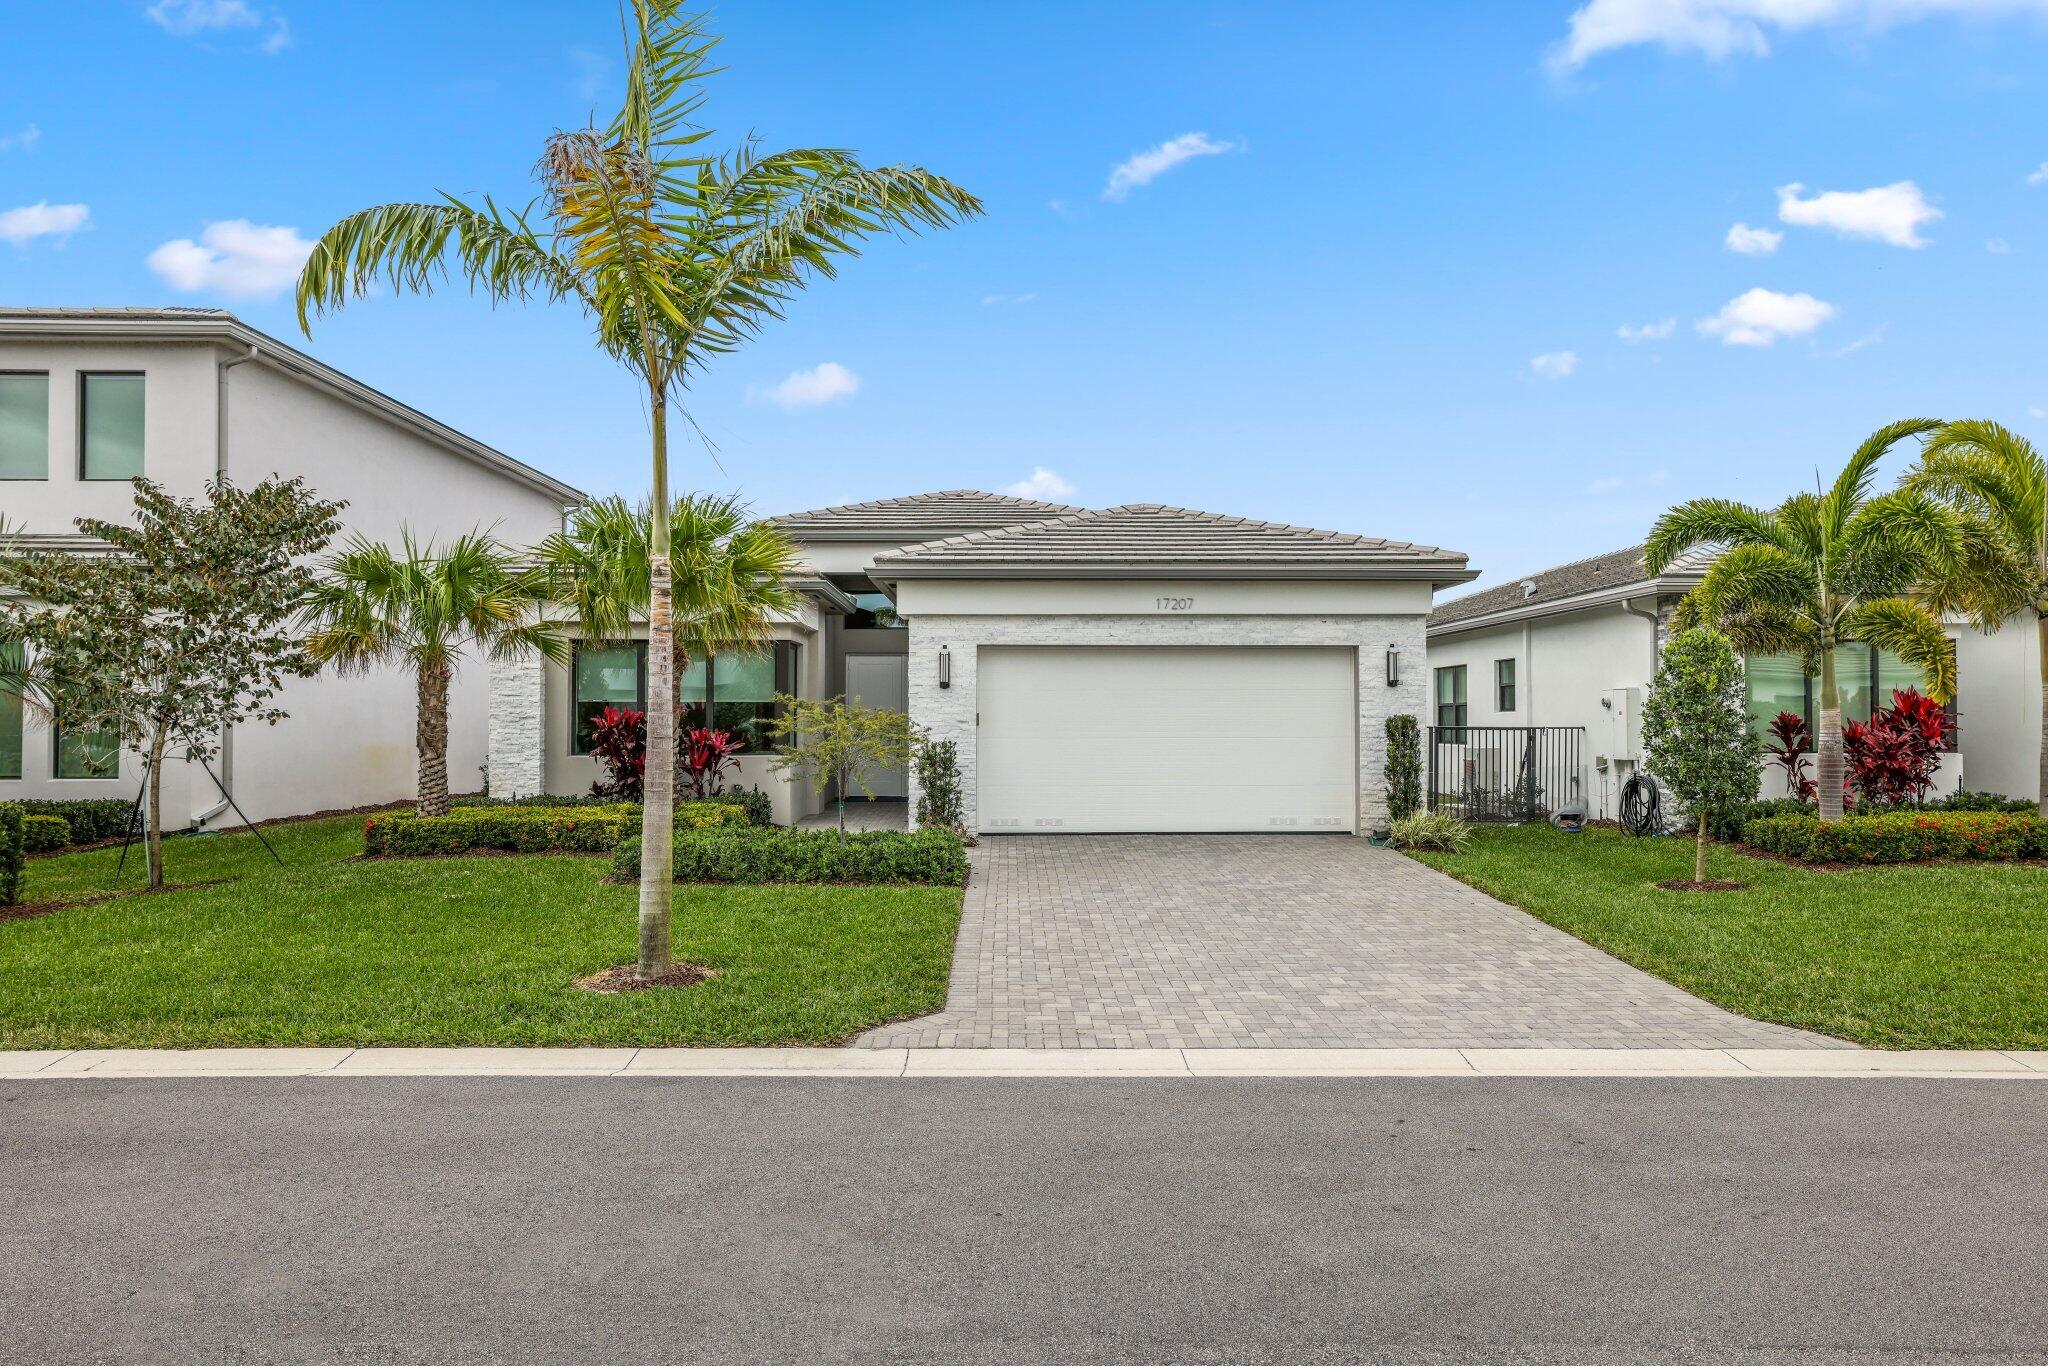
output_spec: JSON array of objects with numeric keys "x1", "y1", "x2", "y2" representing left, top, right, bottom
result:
[
  {"x1": 0, "y1": 373, "x2": 49, "y2": 480},
  {"x1": 1743, "y1": 645, "x2": 1959, "y2": 749},
  {"x1": 570, "y1": 642, "x2": 645, "y2": 754},
  {"x1": 54, "y1": 725, "x2": 119, "y2": 780},
  {"x1": 79, "y1": 373, "x2": 144, "y2": 480},
  {"x1": 1434, "y1": 665, "x2": 1468, "y2": 736},
  {"x1": 845, "y1": 592, "x2": 901, "y2": 630},
  {"x1": 1494, "y1": 658, "x2": 1517, "y2": 712},
  {"x1": 0, "y1": 641, "x2": 22, "y2": 780},
  {"x1": 571, "y1": 640, "x2": 800, "y2": 754}
]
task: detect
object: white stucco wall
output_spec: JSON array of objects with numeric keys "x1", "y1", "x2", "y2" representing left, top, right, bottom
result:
[{"x1": 1954, "y1": 613, "x2": 2042, "y2": 803}]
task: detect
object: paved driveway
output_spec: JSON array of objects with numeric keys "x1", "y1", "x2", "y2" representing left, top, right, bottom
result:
[{"x1": 859, "y1": 835, "x2": 1845, "y2": 1050}]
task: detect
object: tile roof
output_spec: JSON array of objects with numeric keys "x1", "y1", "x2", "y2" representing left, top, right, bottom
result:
[
  {"x1": 1428, "y1": 544, "x2": 1717, "y2": 629},
  {"x1": 767, "y1": 489, "x2": 1085, "y2": 538},
  {"x1": 874, "y1": 503, "x2": 1467, "y2": 573}
]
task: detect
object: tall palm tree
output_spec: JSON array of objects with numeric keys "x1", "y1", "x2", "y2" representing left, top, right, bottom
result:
[
  {"x1": 295, "y1": 1, "x2": 979, "y2": 980},
  {"x1": 1907, "y1": 419, "x2": 2048, "y2": 815},
  {"x1": 539, "y1": 493, "x2": 801, "y2": 792},
  {"x1": 302, "y1": 532, "x2": 565, "y2": 817},
  {"x1": 1645, "y1": 419, "x2": 1962, "y2": 821}
]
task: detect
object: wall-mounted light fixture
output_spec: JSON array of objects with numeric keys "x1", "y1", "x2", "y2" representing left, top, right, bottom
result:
[
  {"x1": 937, "y1": 645, "x2": 952, "y2": 690},
  {"x1": 1385, "y1": 644, "x2": 1402, "y2": 688}
]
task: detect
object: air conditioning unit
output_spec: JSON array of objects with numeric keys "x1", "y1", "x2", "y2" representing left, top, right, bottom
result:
[{"x1": 1597, "y1": 687, "x2": 1642, "y2": 766}]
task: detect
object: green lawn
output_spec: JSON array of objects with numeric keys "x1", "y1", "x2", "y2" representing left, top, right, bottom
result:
[
  {"x1": 1411, "y1": 824, "x2": 2048, "y2": 1050},
  {"x1": 0, "y1": 815, "x2": 964, "y2": 1048}
]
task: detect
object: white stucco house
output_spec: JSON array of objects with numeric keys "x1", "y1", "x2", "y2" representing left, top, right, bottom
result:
[
  {"x1": 0, "y1": 307, "x2": 584, "y2": 826},
  {"x1": 1425, "y1": 545, "x2": 2044, "y2": 819},
  {"x1": 486, "y1": 490, "x2": 1475, "y2": 834}
]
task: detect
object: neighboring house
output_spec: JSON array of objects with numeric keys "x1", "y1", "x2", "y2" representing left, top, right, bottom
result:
[
  {"x1": 0, "y1": 307, "x2": 583, "y2": 825},
  {"x1": 1425, "y1": 545, "x2": 2043, "y2": 817},
  {"x1": 488, "y1": 490, "x2": 1474, "y2": 834}
]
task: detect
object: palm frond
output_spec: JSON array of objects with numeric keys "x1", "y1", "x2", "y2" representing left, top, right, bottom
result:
[
  {"x1": 1842, "y1": 597, "x2": 1957, "y2": 703},
  {"x1": 1824, "y1": 417, "x2": 1941, "y2": 540},
  {"x1": 1644, "y1": 499, "x2": 1781, "y2": 574}
]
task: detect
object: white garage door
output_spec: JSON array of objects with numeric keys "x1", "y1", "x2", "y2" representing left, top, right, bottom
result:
[{"x1": 976, "y1": 646, "x2": 1357, "y2": 834}]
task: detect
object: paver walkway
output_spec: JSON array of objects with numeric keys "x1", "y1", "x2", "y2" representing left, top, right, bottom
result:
[{"x1": 858, "y1": 835, "x2": 1849, "y2": 1050}]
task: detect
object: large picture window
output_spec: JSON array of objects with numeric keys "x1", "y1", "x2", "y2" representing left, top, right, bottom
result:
[
  {"x1": 0, "y1": 640, "x2": 22, "y2": 780},
  {"x1": 79, "y1": 373, "x2": 145, "y2": 481},
  {"x1": 54, "y1": 725, "x2": 119, "y2": 780},
  {"x1": 1743, "y1": 646, "x2": 1958, "y2": 749},
  {"x1": 0, "y1": 373, "x2": 49, "y2": 480},
  {"x1": 1434, "y1": 664, "x2": 1468, "y2": 736},
  {"x1": 571, "y1": 640, "x2": 801, "y2": 755}
]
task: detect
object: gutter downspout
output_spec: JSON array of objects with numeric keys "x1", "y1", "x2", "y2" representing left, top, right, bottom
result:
[
  {"x1": 194, "y1": 344, "x2": 261, "y2": 830},
  {"x1": 1621, "y1": 595, "x2": 1660, "y2": 677}
]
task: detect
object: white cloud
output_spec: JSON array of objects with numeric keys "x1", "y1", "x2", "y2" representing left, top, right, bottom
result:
[
  {"x1": 2027, "y1": 162, "x2": 2048, "y2": 185},
  {"x1": 1696, "y1": 287, "x2": 1837, "y2": 346},
  {"x1": 2030, "y1": 405, "x2": 2048, "y2": 418},
  {"x1": 1551, "y1": 0, "x2": 2048, "y2": 72},
  {"x1": 1987, "y1": 237, "x2": 2013, "y2": 253},
  {"x1": 1586, "y1": 474, "x2": 1626, "y2": 494},
  {"x1": 1776, "y1": 180, "x2": 1941, "y2": 248},
  {"x1": 260, "y1": 17, "x2": 291, "y2": 53},
  {"x1": 1102, "y1": 132, "x2": 1236, "y2": 202},
  {"x1": 1724, "y1": 222, "x2": 1782, "y2": 255},
  {"x1": 146, "y1": 220, "x2": 314, "y2": 298},
  {"x1": 1530, "y1": 350, "x2": 1579, "y2": 378},
  {"x1": 1617, "y1": 317, "x2": 1677, "y2": 342},
  {"x1": 980, "y1": 292, "x2": 1037, "y2": 306},
  {"x1": 1005, "y1": 467, "x2": 1076, "y2": 500},
  {"x1": 0, "y1": 124, "x2": 40, "y2": 153},
  {"x1": 1832, "y1": 326, "x2": 1887, "y2": 356},
  {"x1": 0, "y1": 202, "x2": 89, "y2": 246},
  {"x1": 759, "y1": 361, "x2": 859, "y2": 410},
  {"x1": 147, "y1": 0, "x2": 289, "y2": 53}
]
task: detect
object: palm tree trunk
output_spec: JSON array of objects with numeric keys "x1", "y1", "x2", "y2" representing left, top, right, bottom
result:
[
  {"x1": 145, "y1": 732, "x2": 167, "y2": 891},
  {"x1": 416, "y1": 658, "x2": 452, "y2": 817},
  {"x1": 2037, "y1": 612, "x2": 2047, "y2": 819},
  {"x1": 637, "y1": 393, "x2": 675, "y2": 979},
  {"x1": 1816, "y1": 645, "x2": 1845, "y2": 821}
]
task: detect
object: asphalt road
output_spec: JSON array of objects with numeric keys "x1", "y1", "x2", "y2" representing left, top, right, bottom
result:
[{"x1": 4, "y1": 1078, "x2": 2046, "y2": 1364}]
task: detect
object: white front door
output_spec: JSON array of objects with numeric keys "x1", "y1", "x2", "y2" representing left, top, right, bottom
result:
[
  {"x1": 976, "y1": 646, "x2": 1357, "y2": 834},
  {"x1": 844, "y1": 653, "x2": 910, "y2": 799}
]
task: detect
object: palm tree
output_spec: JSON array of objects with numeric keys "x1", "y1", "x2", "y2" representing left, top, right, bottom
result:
[
  {"x1": 539, "y1": 493, "x2": 801, "y2": 795},
  {"x1": 302, "y1": 531, "x2": 565, "y2": 816},
  {"x1": 295, "y1": 1, "x2": 979, "y2": 979},
  {"x1": 1645, "y1": 419, "x2": 1962, "y2": 821},
  {"x1": 1907, "y1": 420, "x2": 2048, "y2": 815}
]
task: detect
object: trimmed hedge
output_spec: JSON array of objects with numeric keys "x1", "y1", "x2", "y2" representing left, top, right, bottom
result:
[
  {"x1": 363, "y1": 801, "x2": 746, "y2": 858},
  {"x1": 611, "y1": 825, "x2": 969, "y2": 886},
  {"x1": 1708, "y1": 791, "x2": 2039, "y2": 841},
  {"x1": 0, "y1": 804, "x2": 22, "y2": 907},
  {"x1": 20, "y1": 813, "x2": 73, "y2": 855},
  {"x1": 9, "y1": 798, "x2": 133, "y2": 846},
  {"x1": 1740, "y1": 810, "x2": 2048, "y2": 864}
]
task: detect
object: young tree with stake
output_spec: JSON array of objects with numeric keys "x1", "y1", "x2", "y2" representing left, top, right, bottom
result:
[{"x1": 1641, "y1": 628, "x2": 1764, "y2": 887}]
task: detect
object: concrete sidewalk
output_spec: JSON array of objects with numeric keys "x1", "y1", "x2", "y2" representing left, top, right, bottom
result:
[{"x1": 4, "y1": 1046, "x2": 2045, "y2": 1078}]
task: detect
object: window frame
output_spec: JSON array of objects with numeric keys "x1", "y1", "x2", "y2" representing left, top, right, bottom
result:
[
  {"x1": 77, "y1": 370, "x2": 146, "y2": 482},
  {"x1": 1434, "y1": 664, "x2": 1469, "y2": 735},
  {"x1": 52, "y1": 724, "x2": 121, "y2": 781},
  {"x1": 1743, "y1": 644, "x2": 1959, "y2": 752},
  {"x1": 0, "y1": 370, "x2": 51, "y2": 482},
  {"x1": 1494, "y1": 657, "x2": 1517, "y2": 713},
  {"x1": 568, "y1": 640, "x2": 648, "y2": 756},
  {"x1": 568, "y1": 639, "x2": 801, "y2": 756}
]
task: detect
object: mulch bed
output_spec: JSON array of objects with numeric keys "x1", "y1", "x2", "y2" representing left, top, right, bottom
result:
[
  {"x1": 0, "y1": 879, "x2": 231, "y2": 924},
  {"x1": 1655, "y1": 879, "x2": 1747, "y2": 893},
  {"x1": 574, "y1": 962, "x2": 717, "y2": 993}
]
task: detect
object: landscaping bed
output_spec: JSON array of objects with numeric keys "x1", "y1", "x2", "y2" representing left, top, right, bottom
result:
[
  {"x1": 1409, "y1": 823, "x2": 2048, "y2": 1050},
  {"x1": 1740, "y1": 810, "x2": 2048, "y2": 865},
  {"x1": 610, "y1": 825, "x2": 970, "y2": 886},
  {"x1": 362, "y1": 799, "x2": 748, "y2": 856},
  {"x1": 0, "y1": 812, "x2": 964, "y2": 1047}
]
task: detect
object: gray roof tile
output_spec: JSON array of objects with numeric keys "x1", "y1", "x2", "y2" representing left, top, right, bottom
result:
[
  {"x1": 1428, "y1": 543, "x2": 1717, "y2": 628},
  {"x1": 768, "y1": 489, "x2": 1085, "y2": 537}
]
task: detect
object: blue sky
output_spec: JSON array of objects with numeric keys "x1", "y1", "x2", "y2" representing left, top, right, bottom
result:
[{"x1": 5, "y1": 1, "x2": 2048, "y2": 590}]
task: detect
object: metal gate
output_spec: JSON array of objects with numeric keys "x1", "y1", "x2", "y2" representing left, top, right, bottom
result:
[{"x1": 1426, "y1": 726, "x2": 1583, "y2": 822}]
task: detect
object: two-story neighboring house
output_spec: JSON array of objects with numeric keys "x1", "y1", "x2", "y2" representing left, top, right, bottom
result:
[{"x1": 0, "y1": 307, "x2": 583, "y2": 827}]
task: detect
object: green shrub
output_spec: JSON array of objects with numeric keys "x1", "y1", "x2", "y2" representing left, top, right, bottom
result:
[
  {"x1": 1740, "y1": 810, "x2": 2048, "y2": 864},
  {"x1": 1389, "y1": 810, "x2": 1471, "y2": 853},
  {"x1": 1384, "y1": 715, "x2": 1422, "y2": 823},
  {"x1": 364, "y1": 802, "x2": 748, "y2": 857},
  {"x1": 0, "y1": 804, "x2": 22, "y2": 907},
  {"x1": 1926, "y1": 790, "x2": 2038, "y2": 814},
  {"x1": 611, "y1": 824, "x2": 968, "y2": 885},
  {"x1": 727, "y1": 785, "x2": 776, "y2": 828},
  {"x1": 451, "y1": 792, "x2": 625, "y2": 809},
  {"x1": 913, "y1": 737, "x2": 964, "y2": 832},
  {"x1": 19, "y1": 813, "x2": 73, "y2": 855},
  {"x1": 1705, "y1": 797, "x2": 1813, "y2": 842},
  {"x1": 9, "y1": 798, "x2": 133, "y2": 845}
]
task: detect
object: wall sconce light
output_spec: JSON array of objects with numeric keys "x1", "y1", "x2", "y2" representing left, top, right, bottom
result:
[
  {"x1": 1385, "y1": 644, "x2": 1401, "y2": 688},
  {"x1": 937, "y1": 646, "x2": 952, "y2": 690}
]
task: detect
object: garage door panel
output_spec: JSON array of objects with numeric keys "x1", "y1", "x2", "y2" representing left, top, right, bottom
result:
[{"x1": 977, "y1": 646, "x2": 1356, "y2": 834}]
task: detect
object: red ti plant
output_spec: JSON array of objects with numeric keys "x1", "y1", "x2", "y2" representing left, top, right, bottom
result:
[
  {"x1": 1845, "y1": 688, "x2": 1955, "y2": 807},
  {"x1": 1764, "y1": 711, "x2": 1817, "y2": 802},
  {"x1": 586, "y1": 705, "x2": 647, "y2": 801},
  {"x1": 681, "y1": 727, "x2": 745, "y2": 800}
]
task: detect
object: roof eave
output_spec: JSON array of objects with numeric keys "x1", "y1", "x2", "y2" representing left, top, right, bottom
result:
[
  {"x1": 876, "y1": 560, "x2": 1476, "y2": 585},
  {"x1": 1427, "y1": 571, "x2": 1703, "y2": 637}
]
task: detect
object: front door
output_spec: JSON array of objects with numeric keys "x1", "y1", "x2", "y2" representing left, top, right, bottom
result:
[{"x1": 843, "y1": 653, "x2": 910, "y2": 799}]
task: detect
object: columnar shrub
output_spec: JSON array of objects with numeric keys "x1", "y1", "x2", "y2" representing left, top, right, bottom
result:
[
  {"x1": 1741, "y1": 810, "x2": 2048, "y2": 864},
  {"x1": 913, "y1": 737, "x2": 965, "y2": 832},
  {"x1": 1384, "y1": 715, "x2": 1422, "y2": 823},
  {"x1": 0, "y1": 804, "x2": 23, "y2": 907},
  {"x1": 611, "y1": 824, "x2": 968, "y2": 885}
]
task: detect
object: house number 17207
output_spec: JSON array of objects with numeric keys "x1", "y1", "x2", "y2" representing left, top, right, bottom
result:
[{"x1": 1155, "y1": 596, "x2": 1194, "y2": 611}]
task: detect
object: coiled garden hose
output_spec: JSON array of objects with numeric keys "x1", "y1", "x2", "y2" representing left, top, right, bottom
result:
[{"x1": 1619, "y1": 772, "x2": 1662, "y2": 837}]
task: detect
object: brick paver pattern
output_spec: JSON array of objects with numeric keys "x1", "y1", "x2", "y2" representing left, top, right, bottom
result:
[{"x1": 858, "y1": 835, "x2": 1850, "y2": 1050}]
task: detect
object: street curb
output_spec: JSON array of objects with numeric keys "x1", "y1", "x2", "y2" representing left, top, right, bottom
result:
[{"x1": 3, "y1": 1047, "x2": 2045, "y2": 1079}]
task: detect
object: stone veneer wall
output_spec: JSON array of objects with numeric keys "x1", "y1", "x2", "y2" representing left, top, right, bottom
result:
[
  {"x1": 905, "y1": 614, "x2": 1431, "y2": 835},
  {"x1": 487, "y1": 649, "x2": 546, "y2": 800}
]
